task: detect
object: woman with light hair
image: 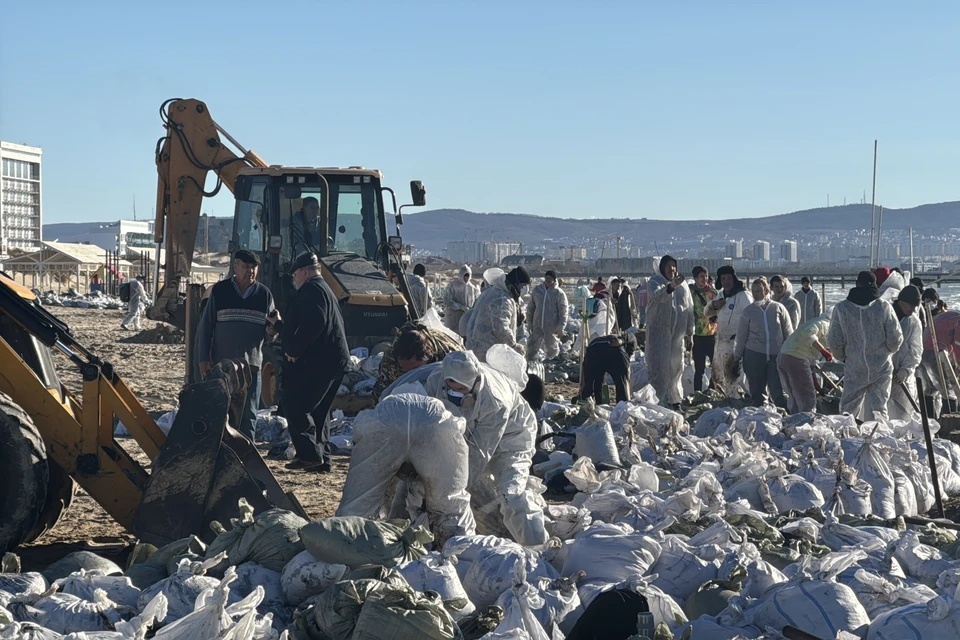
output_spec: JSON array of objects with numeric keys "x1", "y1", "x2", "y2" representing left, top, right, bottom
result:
[{"x1": 735, "y1": 277, "x2": 795, "y2": 408}]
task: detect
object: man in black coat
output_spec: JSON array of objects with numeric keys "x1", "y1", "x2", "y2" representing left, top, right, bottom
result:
[
  {"x1": 267, "y1": 252, "x2": 349, "y2": 472},
  {"x1": 580, "y1": 333, "x2": 636, "y2": 405}
]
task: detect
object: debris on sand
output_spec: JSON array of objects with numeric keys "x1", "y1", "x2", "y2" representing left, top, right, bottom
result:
[{"x1": 118, "y1": 324, "x2": 184, "y2": 345}]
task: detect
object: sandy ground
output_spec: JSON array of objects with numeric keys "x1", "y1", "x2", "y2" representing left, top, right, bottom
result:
[{"x1": 23, "y1": 306, "x2": 348, "y2": 564}]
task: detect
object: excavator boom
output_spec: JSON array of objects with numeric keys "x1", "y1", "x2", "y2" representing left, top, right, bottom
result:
[{"x1": 151, "y1": 98, "x2": 266, "y2": 326}]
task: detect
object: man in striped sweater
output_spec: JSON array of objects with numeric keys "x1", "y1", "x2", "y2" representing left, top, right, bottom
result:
[{"x1": 197, "y1": 249, "x2": 276, "y2": 441}]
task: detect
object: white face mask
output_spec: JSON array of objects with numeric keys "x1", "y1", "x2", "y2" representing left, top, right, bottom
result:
[{"x1": 520, "y1": 285, "x2": 530, "y2": 296}]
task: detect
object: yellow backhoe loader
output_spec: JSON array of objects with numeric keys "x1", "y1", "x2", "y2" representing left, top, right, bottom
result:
[{"x1": 0, "y1": 271, "x2": 305, "y2": 553}]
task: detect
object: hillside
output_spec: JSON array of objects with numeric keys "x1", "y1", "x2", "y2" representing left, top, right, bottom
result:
[{"x1": 42, "y1": 200, "x2": 960, "y2": 255}]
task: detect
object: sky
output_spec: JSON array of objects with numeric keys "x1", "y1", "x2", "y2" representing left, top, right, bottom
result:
[{"x1": 1, "y1": 1, "x2": 958, "y2": 224}]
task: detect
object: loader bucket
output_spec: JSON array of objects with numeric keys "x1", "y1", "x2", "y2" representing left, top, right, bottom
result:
[{"x1": 130, "y1": 360, "x2": 305, "y2": 546}]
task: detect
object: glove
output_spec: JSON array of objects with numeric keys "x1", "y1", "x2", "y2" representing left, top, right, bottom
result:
[
  {"x1": 818, "y1": 348, "x2": 834, "y2": 362},
  {"x1": 893, "y1": 369, "x2": 909, "y2": 385}
]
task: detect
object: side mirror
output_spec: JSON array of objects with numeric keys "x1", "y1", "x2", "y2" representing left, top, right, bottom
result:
[{"x1": 409, "y1": 180, "x2": 426, "y2": 207}]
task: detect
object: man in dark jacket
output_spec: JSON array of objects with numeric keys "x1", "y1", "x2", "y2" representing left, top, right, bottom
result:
[
  {"x1": 196, "y1": 249, "x2": 275, "y2": 440},
  {"x1": 267, "y1": 252, "x2": 350, "y2": 472},
  {"x1": 580, "y1": 333, "x2": 637, "y2": 405}
]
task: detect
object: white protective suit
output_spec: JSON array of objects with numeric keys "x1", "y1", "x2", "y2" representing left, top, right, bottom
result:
[
  {"x1": 795, "y1": 287, "x2": 823, "y2": 325},
  {"x1": 336, "y1": 394, "x2": 476, "y2": 545},
  {"x1": 443, "y1": 266, "x2": 480, "y2": 334},
  {"x1": 828, "y1": 293, "x2": 904, "y2": 421},
  {"x1": 706, "y1": 285, "x2": 753, "y2": 398},
  {"x1": 773, "y1": 280, "x2": 802, "y2": 329},
  {"x1": 464, "y1": 269, "x2": 522, "y2": 362},
  {"x1": 122, "y1": 278, "x2": 146, "y2": 330},
  {"x1": 645, "y1": 271, "x2": 695, "y2": 405},
  {"x1": 888, "y1": 311, "x2": 923, "y2": 420},
  {"x1": 405, "y1": 274, "x2": 432, "y2": 316},
  {"x1": 425, "y1": 351, "x2": 548, "y2": 546},
  {"x1": 525, "y1": 282, "x2": 568, "y2": 361}
]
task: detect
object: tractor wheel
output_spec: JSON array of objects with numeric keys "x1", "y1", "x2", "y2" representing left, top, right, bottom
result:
[
  {"x1": 24, "y1": 460, "x2": 76, "y2": 544},
  {"x1": 0, "y1": 391, "x2": 48, "y2": 553}
]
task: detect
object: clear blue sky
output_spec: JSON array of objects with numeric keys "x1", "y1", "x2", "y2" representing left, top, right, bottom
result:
[{"x1": 2, "y1": 1, "x2": 957, "y2": 224}]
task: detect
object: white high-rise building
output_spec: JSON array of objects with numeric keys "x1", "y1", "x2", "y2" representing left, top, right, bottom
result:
[
  {"x1": 726, "y1": 239, "x2": 743, "y2": 259},
  {"x1": 782, "y1": 240, "x2": 799, "y2": 263},
  {"x1": 0, "y1": 142, "x2": 43, "y2": 257},
  {"x1": 754, "y1": 241, "x2": 770, "y2": 262}
]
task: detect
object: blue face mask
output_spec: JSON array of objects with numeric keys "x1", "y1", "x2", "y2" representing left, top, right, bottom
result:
[{"x1": 446, "y1": 390, "x2": 466, "y2": 406}]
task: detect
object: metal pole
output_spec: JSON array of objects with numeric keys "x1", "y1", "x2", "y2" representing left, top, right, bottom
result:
[
  {"x1": 875, "y1": 205, "x2": 884, "y2": 264},
  {"x1": 869, "y1": 140, "x2": 878, "y2": 269},
  {"x1": 821, "y1": 282, "x2": 826, "y2": 307},
  {"x1": 915, "y1": 376, "x2": 945, "y2": 519},
  {"x1": 909, "y1": 227, "x2": 915, "y2": 278},
  {"x1": 926, "y1": 303, "x2": 951, "y2": 405}
]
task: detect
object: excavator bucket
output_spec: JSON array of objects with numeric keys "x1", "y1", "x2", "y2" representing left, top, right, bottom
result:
[{"x1": 131, "y1": 360, "x2": 305, "y2": 546}]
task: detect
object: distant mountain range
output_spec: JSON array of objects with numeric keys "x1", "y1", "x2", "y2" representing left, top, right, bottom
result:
[
  {"x1": 42, "y1": 201, "x2": 960, "y2": 255},
  {"x1": 400, "y1": 201, "x2": 960, "y2": 253}
]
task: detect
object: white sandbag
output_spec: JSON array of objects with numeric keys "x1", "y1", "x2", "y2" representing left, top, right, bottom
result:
[
  {"x1": 564, "y1": 456, "x2": 604, "y2": 493},
  {"x1": 867, "y1": 594, "x2": 960, "y2": 639},
  {"x1": 767, "y1": 474, "x2": 825, "y2": 513},
  {"x1": 736, "y1": 543, "x2": 788, "y2": 599},
  {"x1": 398, "y1": 552, "x2": 475, "y2": 620},
  {"x1": 8, "y1": 590, "x2": 123, "y2": 634},
  {"x1": 0, "y1": 571, "x2": 47, "y2": 598},
  {"x1": 731, "y1": 407, "x2": 785, "y2": 448},
  {"x1": 840, "y1": 568, "x2": 938, "y2": 619},
  {"x1": 361, "y1": 353, "x2": 384, "y2": 377},
  {"x1": 629, "y1": 357, "x2": 650, "y2": 393},
  {"x1": 110, "y1": 591, "x2": 168, "y2": 639},
  {"x1": 892, "y1": 530, "x2": 959, "y2": 587},
  {"x1": 744, "y1": 579, "x2": 870, "y2": 639},
  {"x1": 229, "y1": 562, "x2": 291, "y2": 630},
  {"x1": 492, "y1": 573, "x2": 552, "y2": 640},
  {"x1": 853, "y1": 439, "x2": 897, "y2": 519},
  {"x1": 562, "y1": 523, "x2": 661, "y2": 586},
  {"x1": 137, "y1": 554, "x2": 224, "y2": 626},
  {"x1": 460, "y1": 545, "x2": 559, "y2": 610},
  {"x1": 54, "y1": 570, "x2": 140, "y2": 608},
  {"x1": 628, "y1": 461, "x2": 660, "y2": 493},
  {"x1": 692, "y1": 408, "x2": 738, "y2": 438},
  {"x1": 279, "y1": 550, "x2": 347, "y2": 606},
  {"x1": 574, "y1": 421, "x2": 621, "y2": 467},
  {"x1": 893, "y1": 469, "x2": 919, "y2": 517},
  {"x1": 649, "y1": 537, "x2": 720, "y2": 601},
  {"x1": 152, "y1": 567, "x2": 265, "y2": 640},
  {"x1": 487, "y1": 344, "x2": 529, "y2": 391},
  {"x1": 0, "y1": 622, "x2": 63, "y2": 639},
  {"x1": 796, "y1": 453, "x2": 839, "y2": 499},
  {"x1": 204, "y1": 499, "x2": 308, "y2": 573},
  {"x1": 300, "y1": 516, "x2": 432, "y2": 569}
]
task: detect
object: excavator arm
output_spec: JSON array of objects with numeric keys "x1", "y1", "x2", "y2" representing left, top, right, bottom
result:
[{"x1": 150, "y1": 98, "x2": 267, "y2": 327}]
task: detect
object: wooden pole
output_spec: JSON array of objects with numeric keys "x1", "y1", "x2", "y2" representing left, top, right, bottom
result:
[
  {"x1": 579, "y1": 296, "x2": 588, "y2": 397},
  {"x1": 875, "y1": 205, "x2": 884, "y2": 264},
  {"x1": 915, "y1": 376, "x2": 945, "y2": 519},
  {"x1": 869, "y1": 140, "x2": 878, "y2": 269}
]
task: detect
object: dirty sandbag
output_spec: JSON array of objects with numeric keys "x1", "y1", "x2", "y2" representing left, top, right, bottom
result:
[
  {"x1": 767, "y1": 474, "x2": 825, "y2": 513},
  {"x1": 351, "y1": 582, "x2": 458, "y2": 640},
  {"x1": 43, "y1": 552, "x2": 123, "y2": 583},
  {"x1": 9, "y1": 590, "x2": 124, "y2": 634},
  {"x1": 731, "y1": 406, "x2": 785, "y2": 448},
  {"x1": 574, "y1": 421, "x2": 621, "y2": 467},
  {"x1": 54, "y1": 570, "x2": 141, "y2": 608},
  {"x1": 682, "y1": 580, "x2": 742, "y2": 621},
  {"x1": 456, "y1": 605, "x2": 505, "y2": 639},
  {"x1": 893, "y1": 468, "x2": 919, "y2": 517},
  {"x1": 692, "y1": 408, "x2": 737, "y2": 438},
  {"x1": 866, "y1": 593, "x2": 960, "y2": 639},
  {"x1": 229, "y1": 562, "x2": 292, "y2": 630},
  {"x1": 674, "y1": 614, "x2": 761, "y2": 640},
  {"x1": 137, "y1": 553, "x2": 225, "y2": 626},
  {"x1": 204, "y1": 499, "x2": 308, "y2": 574},
  {"x1": 125, "y1": 536, "x2": 206, "y2": 590},
  {"x1": 280, "y1": 550, "x2": 348, "y2": 606},
  {"x1": 0, "y1": 622, "x2": 63, "y2": 640},
  {"x1": 796, "y1": 452, "x2": 838, "y2": 499},
  {"x1": 311, "y1": 575, "x2": 403, "y2": 640},
  {"x1": 562, "y1": 523, "x2": 661, "y2": 587},
  {"x1": 300, "y1": 516, "x2": 432, "y2": 569},
  {"x1": 152, "y1": 566, "x2": 265, "y2": 640},
  {"x1": 255, "y1": 408, "x2": 288, "y2": 443},
  {"x1": 545, "y1": 506, "x2": 592, "y2": 541},
  {"x1": 840, "y1": 567, "x2": 937, "y2": 620},
  {"x1": 460, "y1": 545, "x2": 560, "y2": 611},
  {"x1": 398, "y1": 552, "x2": 475, "y2": 620}
]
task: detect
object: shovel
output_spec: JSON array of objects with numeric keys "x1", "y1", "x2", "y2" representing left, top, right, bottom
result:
[{"x1": 901, "y1": 377, "x2": 945, "y2": 519}]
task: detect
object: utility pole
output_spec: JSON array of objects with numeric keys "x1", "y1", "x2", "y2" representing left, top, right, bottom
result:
[
  {"x1": 616, "y1": 236, "x2": 623, "y2": 260},
  {"x1": 869, "y1": 140, "x2": 878, "y2": 268}
]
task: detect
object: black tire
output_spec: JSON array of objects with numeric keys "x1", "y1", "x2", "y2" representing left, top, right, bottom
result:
[
  {"x1": 24, "y1": 460, "x2": 75, "y2": 544},
  {"x1": 0, "y1": 392, "x2": 48, "y2": 553}
]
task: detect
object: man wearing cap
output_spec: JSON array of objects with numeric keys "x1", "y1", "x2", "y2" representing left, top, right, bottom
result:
[
  {"x1": 197, "y1": 249, "x2": 276, "y2": 440},
  {"x1": 828, "y1": 270, "x2": 903, "y2": 421},
  {"x1": 888, "y1": 285, "x2": 924, "y2": 420},
  {"x1": 525, "y1": 270, "x2": 568, "y2": 361},
  {"x1": 267, "y1": 252, "x2": 350, "y2": 472},
  {"x1": 795, "y1": 277, "x2": 822, "y2": 325}
]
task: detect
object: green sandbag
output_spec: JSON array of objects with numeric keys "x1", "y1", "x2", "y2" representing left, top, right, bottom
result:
[{"x1": 300, "y1": 516, "x2": 433, "y2": 569}]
